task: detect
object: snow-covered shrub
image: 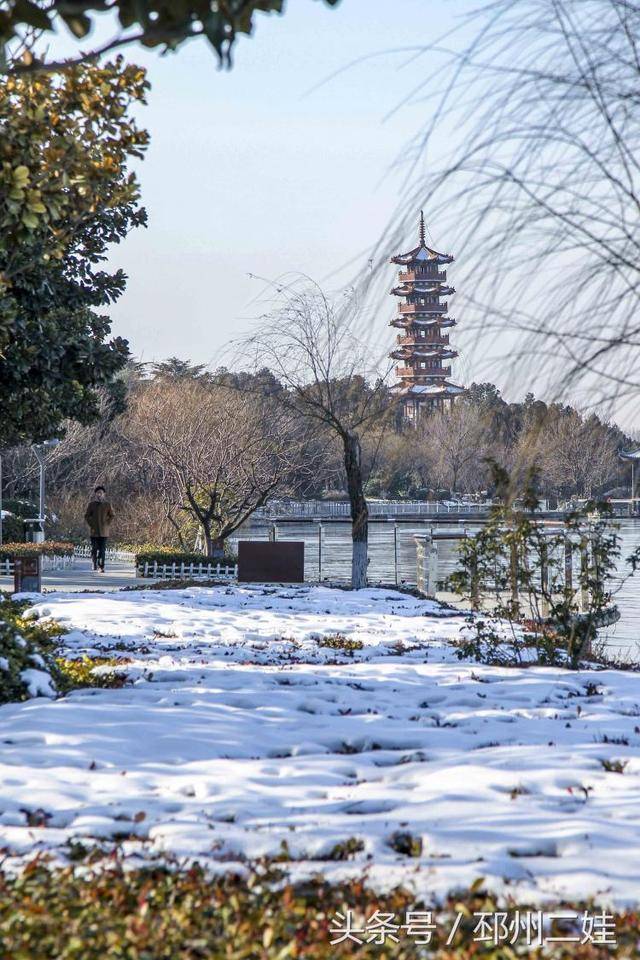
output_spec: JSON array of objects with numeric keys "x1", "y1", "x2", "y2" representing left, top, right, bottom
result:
[
  {"x1": 0, "y1": 599, "x2": 61, "y2": 703},
  {"x1": 56, "y1": 655, "x2": 130, "y2": 691},
  {"x1": 0, "y1": 598, "x2": 132, "y2": 702}
]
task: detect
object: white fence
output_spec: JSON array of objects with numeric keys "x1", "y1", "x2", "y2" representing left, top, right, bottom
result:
[
  {"x1": 1, "y1": 546, "x2": 133, "y2": 578},
  {"x1": 137, "y1": 560, "x2": 237, "y2": 581},
  {"x1": 73, "y1": 545, "x2": 135, "y2": 562},
  {"x1": 0, "y1": 553, "x2": 75, "y2": 576},
  {"x1": 0, "y1": 550, "x2": 236, "y2": 583},
  {"x1": 253, "y1": 499, "x2": 492, "y2": 519}
]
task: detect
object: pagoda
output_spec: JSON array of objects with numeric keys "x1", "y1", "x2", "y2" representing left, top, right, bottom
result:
[{"x1": 389, "y1": 212, "x2": 464, "y2": 422}]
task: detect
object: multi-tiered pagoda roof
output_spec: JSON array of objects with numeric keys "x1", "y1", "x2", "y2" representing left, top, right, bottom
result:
[{"x1": 389, "y1": 212, "x2": 464, "y2": 420}]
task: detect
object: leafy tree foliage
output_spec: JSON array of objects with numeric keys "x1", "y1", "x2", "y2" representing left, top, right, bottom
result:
[
  {"x1": 0, "y1": 0, "x2": 342, "y2": 74},
  {"x1": 0, "y1": 57, "x2": 148, "y2": 448}
]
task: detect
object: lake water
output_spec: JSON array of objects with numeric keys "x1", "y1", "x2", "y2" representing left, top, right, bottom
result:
[{"x1": 233, "y1": 518, "x2": 640, "y2": 661}]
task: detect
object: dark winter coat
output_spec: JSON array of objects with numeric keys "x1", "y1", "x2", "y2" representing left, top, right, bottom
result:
[{"x1": 84, "y1": 499, "x2": 114, "y2": 537}]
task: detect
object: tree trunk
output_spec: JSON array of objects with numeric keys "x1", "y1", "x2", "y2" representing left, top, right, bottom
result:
[
  {"x1": 203, "y1": 527, "x2": 213, "y2": 558},
  {"x1": 202, "y1": 521, "x2": 225, "y2": 559},
  {"x1": 343, "y1": 430, "x2": 368, "y2": 589},
  {"x1": 211, "y1": 536, "x2": 225, "y2": 559},
  {"x1": 166, "y1": 510, "x2": 187, "y2": 550}
]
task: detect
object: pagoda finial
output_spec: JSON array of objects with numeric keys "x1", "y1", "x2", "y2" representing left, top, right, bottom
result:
[{"x1": 419, "y1": 210, "x2": 426, "y2": 246}]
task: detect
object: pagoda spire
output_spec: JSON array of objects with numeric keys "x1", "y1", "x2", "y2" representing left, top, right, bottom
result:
[{"x1": 388, "y1": 214, "x2": 465, "y2": 423}]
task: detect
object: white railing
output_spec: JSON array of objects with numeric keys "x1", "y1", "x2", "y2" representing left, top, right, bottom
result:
[
  {"x1": 1, "y1": 552, "x2": 236, "y2": 582},
  {"x1": 43, "y1": 553, "x2": 74, "y2": 570},
  {"x1": 73, "y1": 545, "x2": 135, "y2": 562},
  {"x1": 137, "y1": 560, "x2": 237, "y2": 581},
  {"x1": 253, "y1": 499, "x2": 492, "y2": 519},
  {"x1": 0, "y1": 553, "x2": 74, "y2": 576}
]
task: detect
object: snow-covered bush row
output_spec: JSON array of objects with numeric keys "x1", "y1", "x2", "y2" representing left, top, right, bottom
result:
[{"x1": 0, "y1": 599, "x2": 59, "y2": 703}]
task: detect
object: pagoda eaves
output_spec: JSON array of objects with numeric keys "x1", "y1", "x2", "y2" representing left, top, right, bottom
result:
[{"x1": 390, "y1": 245, "x2": 453, "y2": 267}]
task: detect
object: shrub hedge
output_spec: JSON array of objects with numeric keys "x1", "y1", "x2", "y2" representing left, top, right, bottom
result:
[
  {"x1": 55, "y1": 655, "x2": 131, "y2": 692},
  {"x1": 0, "y1": 541, "x2": 75, "y2": 560},
  {"x1": 0, "y1": 599, "x2": 130, "y2": 703},
  {"x1": 135, "y1": 546, "x2": 237, "y2": 568},
  {"x1": 0, "y1": 859, "x2": 635, "y2": 959},
  {"x1": 0, "y1": 598, "x2": 63, "y2": 703}
]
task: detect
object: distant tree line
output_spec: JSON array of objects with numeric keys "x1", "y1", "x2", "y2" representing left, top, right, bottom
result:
[
  {"x1": 1, "y1": 357, "x2": 632, "y2": 555},
  {"x1": 365, "y1": 383, "x2": 631, "y2": 503}
]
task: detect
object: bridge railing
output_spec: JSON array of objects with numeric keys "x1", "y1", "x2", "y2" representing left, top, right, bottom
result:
[{"x1": 253, "y1": 499, "x2": 492, "y2": 519}]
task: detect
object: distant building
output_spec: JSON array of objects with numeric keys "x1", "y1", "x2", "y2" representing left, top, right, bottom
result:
[{"x1": 389, "y1": 212, "x2": 464, "y2": 422}]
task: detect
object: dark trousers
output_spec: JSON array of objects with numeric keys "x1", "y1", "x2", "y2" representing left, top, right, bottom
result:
[{"x1": 90, "y1": 536, "x2": 107, "y2": 570}]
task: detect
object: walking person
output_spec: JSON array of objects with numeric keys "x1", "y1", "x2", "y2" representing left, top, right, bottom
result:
[{"x1": 84, "y1": 486, "x2": 114, "y2": 573}]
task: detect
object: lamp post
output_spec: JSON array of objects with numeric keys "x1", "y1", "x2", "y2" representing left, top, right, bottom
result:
[
  {"x1": 31, "y1": 440, "x2": 60, "y2": 542},
  {"x1": 619, "y1": 448, "x2": 640, "y2": 517}
]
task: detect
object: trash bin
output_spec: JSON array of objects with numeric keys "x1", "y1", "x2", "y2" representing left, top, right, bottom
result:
[
  {"x1": 23, "y1": 518, "x2": 45, "y2": 543},
  {"x1": 13, "y1": 555, "x2": 42, "y2": 593}
]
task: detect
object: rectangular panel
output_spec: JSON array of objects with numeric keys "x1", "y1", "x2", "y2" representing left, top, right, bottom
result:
[{"x1": 237, "y1": 541, "x2": 305, "y2": 583}]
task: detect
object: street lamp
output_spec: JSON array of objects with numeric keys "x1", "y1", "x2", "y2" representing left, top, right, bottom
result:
[
  {"x1": 30, "y1": 440, "x2": 60, "y2": 542},
  {"x1": 619, "y1": 447, "x2": 640, "y2": 516}
]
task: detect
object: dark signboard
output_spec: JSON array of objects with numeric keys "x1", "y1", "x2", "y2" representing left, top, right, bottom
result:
[
  {"x1": 14, "y1": 556, "x2": 42, "y2": 593},
  {"x1": 237, "y1": 541, "x2": 304, "y2": 584}
]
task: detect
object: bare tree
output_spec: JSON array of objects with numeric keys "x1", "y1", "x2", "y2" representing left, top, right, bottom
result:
[
  {"x1": 125, "y1": 380, "x2": 300, "y2": 557},
  {"x1": 243, "y1": 284, "x2": 391, "y2": 588},
  {"x1": 427, "y1": 402, "x2": 492, "y2": 493},
  {"x1": 538, "y1": 410, "x2": 621, "y2": 498},
  {"x1": 393, "y1": 0, "x2": 640, "y2": 420}
]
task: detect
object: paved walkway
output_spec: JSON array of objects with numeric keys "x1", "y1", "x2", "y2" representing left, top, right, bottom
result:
[{"x1": 0, "y1": 557, "x2": 148, "y2": 593}]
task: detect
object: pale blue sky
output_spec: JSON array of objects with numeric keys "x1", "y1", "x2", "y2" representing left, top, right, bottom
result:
[
  {"x1": 41, "y1": 0, "x2": 638, "y2": 427},
  {"x1": 95, "y1": 0, "x2": 474, "y2": 370}
]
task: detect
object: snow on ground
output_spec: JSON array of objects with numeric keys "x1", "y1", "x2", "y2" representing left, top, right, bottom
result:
[{"x1": 2, "y1": 583, "x2": 640, "y2": 904}]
